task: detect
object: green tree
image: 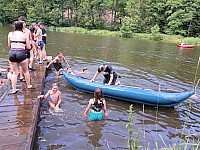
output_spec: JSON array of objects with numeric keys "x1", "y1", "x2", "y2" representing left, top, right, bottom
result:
[{"x1": 120, "y1": 16, "x2": 133, "y2": 38}]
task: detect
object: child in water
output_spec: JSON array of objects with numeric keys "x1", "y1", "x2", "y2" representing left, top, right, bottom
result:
[
  {"x1": 38, "y1": 83, "x2": 62, "y2": 110},
  {"x1": 67, "y1": 66, "x2": 76, "y2": 75},
  {"x1": 84, "y1": 88, "x2": 107, "y2": 121}
]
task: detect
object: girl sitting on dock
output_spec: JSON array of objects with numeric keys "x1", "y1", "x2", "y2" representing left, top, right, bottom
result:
[
  {"x1": 84, "y1": 88, "x2": 107, "y2": 121},
  {"x1": 38, "y1": 83, "x2": 62, "y2": 110}
]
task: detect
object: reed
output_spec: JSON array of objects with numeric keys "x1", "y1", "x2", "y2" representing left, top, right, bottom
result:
[
  {"x1": 126, "y1": 104, "x2": 141, "y2": 150},
  {"x1": 126, "y1": 104, "x2": 200, "y2": 150}
]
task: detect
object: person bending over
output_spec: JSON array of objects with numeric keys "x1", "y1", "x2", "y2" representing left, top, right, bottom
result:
[
  {"x1": 46, "y1": 52, "x2": 69, "y2": 76},
  {"x1": 91, "y1": 63, "x2": 120, "y2": 85}
]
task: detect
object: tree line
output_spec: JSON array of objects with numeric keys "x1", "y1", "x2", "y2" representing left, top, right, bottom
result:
[{"x1": 0, "y1": 0, "x2": 200, "y2": 38}]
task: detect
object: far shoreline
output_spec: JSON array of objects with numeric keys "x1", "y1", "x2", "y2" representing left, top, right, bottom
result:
[{"x1": 48, "y1": 26, "x2": 200, "y2": 46}]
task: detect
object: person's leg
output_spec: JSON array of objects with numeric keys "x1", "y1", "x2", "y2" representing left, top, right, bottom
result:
[
  {"x1": 49, "y1": 101, "x2": 57, "y2": 110},
  {"x1": 20, "y1": 59, "x2": 32, "y2": 88},
  {"x1": 19, "y1": 66, "x2": 24, "y2": 81},
  {"x1": 43, "y1": 44, "x2": 47, "y2": 60},
  {"x1": 9, "y1": 62, "x2": 19, "y2": 93},
  {"x1": 111, "y1": 77, "x2": 117, "y2": 85},
  {"x1": 29, "y1": 50, "x2": 36, "y2": 71},
  {"x1": 38, "y1": 49, "x2": 43, "y2": 64}
]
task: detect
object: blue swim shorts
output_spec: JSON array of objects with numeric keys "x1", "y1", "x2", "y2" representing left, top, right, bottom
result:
[
  {"x1": 89, "y1": 111, "x2": 103, "y2": 121},
  {"x1": 36, "y1": 41, "x2": 44, "y2": 50}
]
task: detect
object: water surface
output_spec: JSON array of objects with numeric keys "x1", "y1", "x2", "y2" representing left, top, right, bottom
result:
[{"x1": 0, "y1": 26, "x2": 199, "y2": 149}]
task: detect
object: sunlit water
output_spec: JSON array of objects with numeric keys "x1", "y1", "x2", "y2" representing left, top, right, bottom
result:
[{"x1": 0, "y1": 26, "x2": 199, "y2": 149}]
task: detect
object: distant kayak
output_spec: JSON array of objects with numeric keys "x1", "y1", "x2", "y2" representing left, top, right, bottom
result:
[
  {"x1": 62, "y1": 70, "x2": 194, "y2": 107},
  {"x1": 177, "y1": 44, "x2": 195, "y2": 48}
]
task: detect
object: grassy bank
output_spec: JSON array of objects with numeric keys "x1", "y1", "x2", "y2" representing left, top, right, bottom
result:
[{"x1": 48, "y1": 26, "x2": 200, "y2": 46}]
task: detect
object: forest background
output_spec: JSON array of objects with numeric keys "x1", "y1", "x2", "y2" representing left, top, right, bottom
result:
[{"x1": 0, "y1": 0, "x2": 200, "y2": 45}]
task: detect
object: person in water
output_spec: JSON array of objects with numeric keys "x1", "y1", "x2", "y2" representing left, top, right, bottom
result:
[
  {"x1": 84, "y1": 88, "x2": 107, "y2": 121},
  {"x1": 38, "y1": 83, "x2": 62, "y2": 110},
  {"x1": 90, "y1": 62, "x2": 120, "y2": 85},
  {"x1": 81, "y1": 67, "x2": 88, "y2": 74},
  {"x1": 67, "y1": 66, "x2": 76, "y2": 75},
  {"x1": 46, "y1": 52, "x2": 69, "y2": 76}
]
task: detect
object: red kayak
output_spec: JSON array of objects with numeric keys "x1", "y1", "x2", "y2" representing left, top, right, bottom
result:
[{"x1": 177, "y1": 44, "x2": 195, "y2": 48}]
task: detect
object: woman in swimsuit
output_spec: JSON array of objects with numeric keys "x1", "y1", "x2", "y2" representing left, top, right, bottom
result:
[
  {"x1": 38, "y1": 83, "x2": 62, "y2": 110},
  {"x1": 8, "y1": 21, "x2": 32, "y2": 94},
  {"x1": 84, "y1": 88, "x2": 107, "y2": 121}
]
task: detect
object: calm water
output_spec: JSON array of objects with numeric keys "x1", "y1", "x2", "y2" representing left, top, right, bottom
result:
[{"x1": 0, "y1": 26, "x2": 200, "y2": 149}]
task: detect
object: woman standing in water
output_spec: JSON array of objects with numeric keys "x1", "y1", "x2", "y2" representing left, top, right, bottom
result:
[
  {"x1": 38, "y1": 83, "x2": 62, "y2": 110},
  {"x1": 84, "y1": 88, "x2": 107, "y2": 121},
  {"x1": 8, "y1": 21, "x2": 32, "y2": 94}
]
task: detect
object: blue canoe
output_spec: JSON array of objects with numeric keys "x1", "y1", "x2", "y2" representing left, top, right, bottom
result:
[{"x1": 62, "y1": 71, "x2": 194, "y2": 107}]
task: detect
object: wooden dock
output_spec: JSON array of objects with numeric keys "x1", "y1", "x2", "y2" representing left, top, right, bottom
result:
[{"x1": 0, "y1": 58, "x2": 51, "y2": 150}]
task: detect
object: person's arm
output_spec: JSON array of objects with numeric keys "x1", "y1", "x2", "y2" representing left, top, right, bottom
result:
[
  {"x1": 34, "y1": 29, "x2": 40, "y2": 38},
  {"x1": 103, "y1": 99, "x2": 107, "y2": 116},
  {"x1": 8, "y1": 32, "x2": 11, "y2": 48},
  {"x1": 37, "y1": 90, "x2": 50, "y2": 99},
  {"x1": 25, "y1": 36, "x2": 31, "y2": 50},
  {"x1": 63, "y1": 57, "x2": 69, "y2": 66},
  {"x1": 90, "y1": 71, "x2": 99, "y2": 82},
  {"x1": 46, "y1": 57, "x2": 57, "y2": 68},
  {"x1": 55, "y1": 91, "x2": 62, "y2": 109},
  {"x1": 108, "y1": 74, "x2": 114, "y2": 85},
  {"x1": 84, "y1": 100, "x2": 92, "y2": 116}
]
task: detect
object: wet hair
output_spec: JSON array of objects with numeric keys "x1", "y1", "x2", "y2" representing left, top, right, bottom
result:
[
  {"x1": 18, "y1": 16, "x2": 26, "y2": 22},
  {"x1": 57, "y1": 52, "x2": 62, "y2": 55},
  {"x1": 51, "y1": 83, "x2": 58, "y2": 88},
  {"x1": 99, "y1": 65, "x2": 104, "y2": 71},
  {"x1": 67, "y1": 66, "x2": 72, "y2": 70},
  {"x1": 94, "y1": 88, "x2": 104, "y2": 106},
  {"x1": 83, "y1": 67, "x2": 88, "y2": 72},
  {"x1": 14, "y1": 21, "x2": 23, "y2": 31}
]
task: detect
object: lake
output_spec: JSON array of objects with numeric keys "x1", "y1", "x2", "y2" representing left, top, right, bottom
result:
[{"x1": 0, "y1": 26, "x2": 199, "y2": 149}]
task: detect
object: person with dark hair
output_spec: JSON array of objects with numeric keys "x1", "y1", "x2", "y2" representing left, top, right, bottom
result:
[
  {"x1": 46, "y1": 52, "x2": 69, "y2": 76},
  {"x1": 33, "y1": 23, "x2": 44, "y2": 64},
  {"x1": 90, "y1": 62, "x2": 120, "y2": 85},
  {"x1": 18, "y1": 16, "x2": 36, "y2": 71},
  {"x1": 38, "y1": 22, "x2": 47, "y2": 61},
  {"x1": 66, "y1": 66, "x2": 75, "y2": 75},
  {"x1": 82, "y1": 67, "x2": 88, "y2": 74},
  {"x1": 8, "y1": 21, "x2": 32, "y2": 94},
  {"x1": 84, "y1": 88, "x2": 107, "y2": 121}
]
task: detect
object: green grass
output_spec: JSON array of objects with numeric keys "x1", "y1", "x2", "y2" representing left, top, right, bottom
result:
[{"x1": 48, "y1": 27, "x2": 200, "y2": 46}]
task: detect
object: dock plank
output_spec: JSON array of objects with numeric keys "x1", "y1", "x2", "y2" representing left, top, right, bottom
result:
[{"x1": 0, "y1": 61, "x2": 48, "y2": 150}]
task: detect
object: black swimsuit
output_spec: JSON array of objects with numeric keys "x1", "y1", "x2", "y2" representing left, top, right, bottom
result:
[
  {"x1": 10, "y1": 41, "x2": 26, "y2": 44},
  {"x1": 9, "y1": 41, "x2": 27, "y2": 63},
  {"x1": 98, "y1": 65, "x2": 118, "y2": 85}
]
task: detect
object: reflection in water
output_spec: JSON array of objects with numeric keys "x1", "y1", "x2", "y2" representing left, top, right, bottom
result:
[
  {"x1": 84, "y1": 121, "x2": 103, "y2": 148},
  {"x1": 14, "y1": 94, "x2": 32, "y2": 134},
  {"x1": 178, "y1": 48, "x2": 195, "y2": 56}
]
